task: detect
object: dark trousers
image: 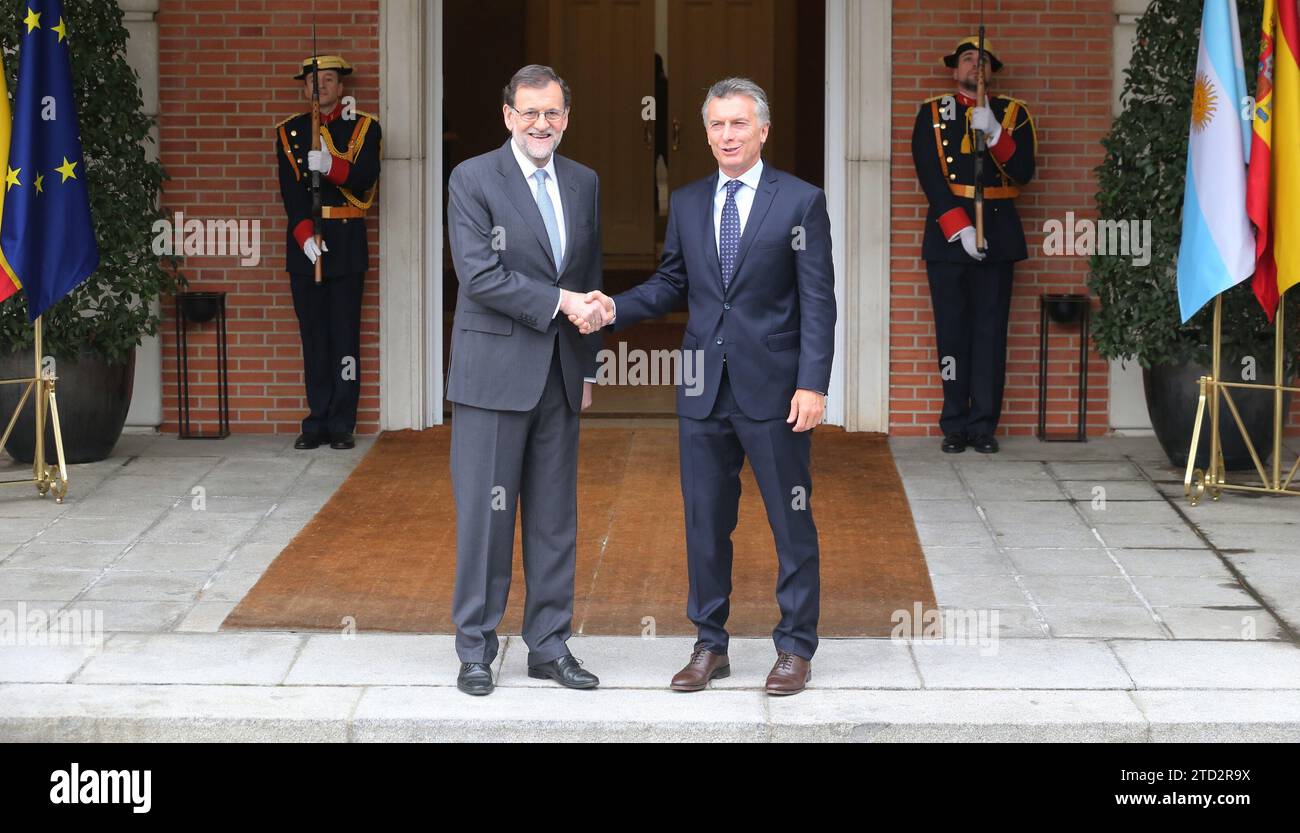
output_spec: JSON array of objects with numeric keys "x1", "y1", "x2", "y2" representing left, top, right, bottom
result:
[
  {"x1": 678, "y1": 366, "x2": 821, "y2": 660},
  {"x1": 925, "y1": 260, "x2": 1015, "y2": 437},
  {"x1": 450, "y1": 344, "x2": 579, "y2": 666},
  {"x1": 289, "y1": 271, "x2": 363, "y2": 436}
]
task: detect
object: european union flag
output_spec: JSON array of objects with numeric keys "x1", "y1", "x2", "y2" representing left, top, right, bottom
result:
[{"x1": 0, "y1": 0, "x2": 99, "y2": 322}]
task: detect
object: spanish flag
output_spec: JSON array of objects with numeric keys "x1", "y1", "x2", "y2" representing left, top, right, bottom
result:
[
  {"x1": 0, "y1": 53, "x2": 19, "y2": 304},
  {"x1": 1248, "y1": 0, "x2": 1300, "y2": 320}
]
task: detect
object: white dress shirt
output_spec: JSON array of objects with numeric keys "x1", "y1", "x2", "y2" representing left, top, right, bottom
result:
[
  {"x1": 510, "y1": 141, "x2": 595, "y2": 385},
  {"x1": 508, "y1": 140, "x2": 570, "y2": 323},
  {"x1": 511, "y1": 138, "x2": 566, "y2": 262},
  {"x1": 713, "y1": 159, "x2": 764, "y2": 256}
]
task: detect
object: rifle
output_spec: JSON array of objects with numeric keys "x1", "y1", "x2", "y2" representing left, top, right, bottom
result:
[
  {"x1": 973, "y1": 1, "x2": 988, "y2": 252},
  {"x1": 309, "y1": 27, "x2": 324, "y2": 284}
]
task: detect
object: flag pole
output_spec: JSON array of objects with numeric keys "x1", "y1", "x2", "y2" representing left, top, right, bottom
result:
[
  {"x1": 28, "y1": 314, "x2": 68, "y2": 502},
  {"x1": 1209, "y1": 294, "x2": 1223, "y2": 495},
  {"x1": 1272, "y1": 292, "x2": 1284, "y2": 489},
  {"x1": 32, "y1": 314, "x2": 43, "y2": 485}
]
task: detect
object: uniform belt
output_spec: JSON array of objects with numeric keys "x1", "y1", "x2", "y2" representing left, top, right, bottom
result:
[
  {"x1": 321, "y1": 205, "x2": 365, "y2": 219},
  {"x1": 949, "y1": 184, "x2": 1020, "y2": 200}
]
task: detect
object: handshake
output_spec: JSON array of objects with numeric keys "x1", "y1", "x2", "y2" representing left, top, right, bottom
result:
[{"x1": 560, "y1": 289, "x2": 616, "y2": 335}]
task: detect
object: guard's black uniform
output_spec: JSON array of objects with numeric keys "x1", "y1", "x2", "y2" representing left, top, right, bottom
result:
[
  {"x1": 275, "y1": 100, "x2": 381, "y2": 438},
  {"x1": 910, "y1": 89, "x2": 1036, "y2": 440}
]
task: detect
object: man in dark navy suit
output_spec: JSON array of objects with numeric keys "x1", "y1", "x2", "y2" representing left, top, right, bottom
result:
[{"x1": 577, "y1": 78, "x2": 836, "y2": 696}]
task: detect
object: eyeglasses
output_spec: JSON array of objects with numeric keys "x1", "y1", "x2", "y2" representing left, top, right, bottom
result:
[{"x1": 509, "y1": 106, "x2": 567, "y2": 124}]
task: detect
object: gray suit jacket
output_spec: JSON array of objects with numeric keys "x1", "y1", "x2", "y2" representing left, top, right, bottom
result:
[{"x1": 445, "y1": 140, "x2": 602, "y2": 412}]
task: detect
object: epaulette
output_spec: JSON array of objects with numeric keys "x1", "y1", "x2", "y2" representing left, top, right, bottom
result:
[{"x1": 275, "y1": 111, "x2": 309, "y2": 129}]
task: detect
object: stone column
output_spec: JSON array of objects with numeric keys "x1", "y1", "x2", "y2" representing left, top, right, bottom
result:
[
  {"x1": 378, "y1": 0, "x2": 433, "y2": 430},
  {"x1": 121, "y1": 0, "x2": 163, "y2": 430}
]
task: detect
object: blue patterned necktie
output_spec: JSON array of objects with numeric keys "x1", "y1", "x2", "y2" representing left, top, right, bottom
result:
[
  {"x1": 719, "y1": 179, "x2": 743, "y2": 290},
  {"x1": 533, "y1": 169, "x2": 563, "y2": 268}
]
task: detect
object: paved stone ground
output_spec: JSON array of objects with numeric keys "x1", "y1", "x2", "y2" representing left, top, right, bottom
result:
[
  {"x1": 892, "y1": 436, "x2": 1300, "y2": 642},
  {"x1": 1, "y1": 431, "x2": 1298, "y2": 741}
]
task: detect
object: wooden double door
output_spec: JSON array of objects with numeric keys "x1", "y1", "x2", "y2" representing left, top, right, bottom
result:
[{"x1": 526, "y1": 0, "x2": 800, "y2": 262}]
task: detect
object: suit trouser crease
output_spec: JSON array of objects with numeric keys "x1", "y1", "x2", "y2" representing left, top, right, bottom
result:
[
  {"x1": 451, "y1": 344, "x2": 578, "y2": 666},
  {"x1": 679, "y1": 369, "x2": 820, "y2": 660}
]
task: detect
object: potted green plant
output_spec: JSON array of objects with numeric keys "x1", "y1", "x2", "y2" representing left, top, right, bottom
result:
[
  {"x1": 1089, "y1": 0, "x2": 1298, "y2": 469},
  {"x1": 0, "y1": 0, "x2": 182, "y2": 464}
]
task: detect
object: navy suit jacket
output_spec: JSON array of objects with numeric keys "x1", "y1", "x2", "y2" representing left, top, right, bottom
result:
[{"x1": 612, "y1": 164, "x2": 836, "y2": 421}]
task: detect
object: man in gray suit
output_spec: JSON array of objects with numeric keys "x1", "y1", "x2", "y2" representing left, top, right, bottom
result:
[{"x1": 445, "y1": 65, "x2": 608, "y2": 696}]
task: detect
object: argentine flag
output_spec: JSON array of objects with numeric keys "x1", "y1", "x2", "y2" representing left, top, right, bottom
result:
[{"x1": 1176, "y1": 0, "x2": 1256, "y2": 323}]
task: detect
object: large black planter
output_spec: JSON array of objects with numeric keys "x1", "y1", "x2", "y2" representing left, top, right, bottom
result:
[
  {"x1": 1144, "y1": 360, "x2": 1290, "y2": 471},
  {"x1": 0, "y1": 347, "x2": 135, "y2": 465}
]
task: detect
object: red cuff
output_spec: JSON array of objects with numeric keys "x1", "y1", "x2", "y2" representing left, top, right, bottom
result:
[
  {"x1": 324, "y1": 156, "x2": 351, "y2": 186},
  {"x1": 989, "y1": 130, "x2": 1016, "y2": 165},
  {"x1": 938, "y1": 207, "x2": 972, "y2": 240},
  {"x1": 292, "y1": 220, "x2": 316, "y2": 250}
]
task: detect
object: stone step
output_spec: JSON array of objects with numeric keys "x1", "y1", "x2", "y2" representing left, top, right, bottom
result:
[{"x1": 4, "y1": 683, "x2": 1300, "y2": 742}]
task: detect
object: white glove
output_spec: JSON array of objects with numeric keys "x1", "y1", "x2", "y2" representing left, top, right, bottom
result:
[
  {"x1": 970, "y1": 105, "x2": 1002, "y2": 144},
  {"x1": 303, "y1": 236, "x2": 329, "y2": 265},
  {"x1": 307, "y1": 136, "x2": 333, "y2": 175},
  {"x1": 958, "y1": 226, "x2": 987, "y2": 261}
]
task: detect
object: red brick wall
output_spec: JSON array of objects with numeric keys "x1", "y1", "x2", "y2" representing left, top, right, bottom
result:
[
  {"x1": 890, "y1": 0, "x2": 1113, "y2": 437},
  {"x1": 157, "y1": 0, "x2": 381, "y2": 435}
]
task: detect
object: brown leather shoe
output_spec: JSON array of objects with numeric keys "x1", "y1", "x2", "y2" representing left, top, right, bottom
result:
[
  {"x1": 764, "y1": 651, "x2": 811, "y2": 696},
  {"x1": 670, "y1": 644, "x2": 730, "y2": 692}
]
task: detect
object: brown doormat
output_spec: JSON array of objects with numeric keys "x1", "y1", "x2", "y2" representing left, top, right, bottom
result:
[{"x1": 222, "y1": 426, "x2": 935, "y2": 637}]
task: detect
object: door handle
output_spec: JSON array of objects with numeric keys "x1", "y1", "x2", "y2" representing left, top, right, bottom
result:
[
  {"x1": 672, "y1": 118, "x2": 680, "y2": 151},
  {"x1": 644, "y1": 121, "x2": 653, "y2": 148}
]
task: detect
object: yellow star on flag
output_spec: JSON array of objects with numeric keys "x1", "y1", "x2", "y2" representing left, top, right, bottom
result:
[
  {"x1": 52, "y1": 17, "x2": 67, "y2": 42},
  {"x1": 23, "y1": 7, "x2": 40, "y2": 33},
  {"x1": 55, "y1": 157, "x2": 77, "y2": 182},
  {"x1": 5, "y1": 167, "x2": 20, "y2": 191},
  {"x1": 34, "y1": 172, "x2": 44, "y2": 194}
]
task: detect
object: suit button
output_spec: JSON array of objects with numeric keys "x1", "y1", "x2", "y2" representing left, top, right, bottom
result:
[
  {"x1": 943, "y1": 139, "x2": 949, "y2": 147},
  {"x1": 946, "y1": 156, "x2": 954, "y2": 163},
  {"x1": 342, "y1": 219, "x2": 348, "y2": 224},
  {"x1": 949, "y1": 173, "x2": 957, "y2": 180},
  {"x1": 723, "y1": 303, "x2": 731, "y2": 310},
  {"x1": 715, "y1": 338, "x2": 723, "y2": 345}
]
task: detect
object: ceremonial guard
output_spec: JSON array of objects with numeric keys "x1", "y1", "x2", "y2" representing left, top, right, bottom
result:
[
  {"x1": 275, "y1": 55, "x2": 382, "y2": 450},
  {"x1": 910, "y1": 37, "x2": 1036, "y2": 454}
]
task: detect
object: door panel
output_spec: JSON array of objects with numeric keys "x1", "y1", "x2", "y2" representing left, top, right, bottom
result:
[
  {"x1": 541, "y1": 0, "x2": 656, "y2": 257},
  {"x1": 667, "y1": 0, "x2": 779, "y2": 191}
]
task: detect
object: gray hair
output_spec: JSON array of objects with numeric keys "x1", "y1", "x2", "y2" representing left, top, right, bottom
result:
[
  {"x1": 503, "y1": 64, "x2": 571, "y2": 110},
  {"x1": 700, "y1": 77, "x2": 770, "y2": 127}
]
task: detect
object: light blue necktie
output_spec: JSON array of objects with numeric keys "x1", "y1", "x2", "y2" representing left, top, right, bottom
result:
[
  {"x1": 533, "y1": 169, "x2": 563, "y2": 268},
  {"x1": 719, "y1": 179, "x2": 743, "y2": 290}
]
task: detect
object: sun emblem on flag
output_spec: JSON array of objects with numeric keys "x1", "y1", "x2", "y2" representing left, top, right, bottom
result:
[{"x1": 1191, "y1": 72, "x2": 1218, "y2": 132}]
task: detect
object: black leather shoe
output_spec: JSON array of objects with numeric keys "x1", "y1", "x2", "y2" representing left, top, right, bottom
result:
[
  {"x1": 527, "y1": 655, "x2": 599, "y2": 689},
  {"x1": 457, "y1": 662, "x2": 494, "y2": 696},
  {"x1": 294, "y1": 432, "x2": 323, "y2": 450},
  {"x1": 329, "y1": 432, "x2": 355, "y2": 450},
  {"x1": 970, "y1": 434, "x2": 1000, "y2": 454},
  {"x1": 941, "y1": 432, "x2": 967, "y2": 453}
]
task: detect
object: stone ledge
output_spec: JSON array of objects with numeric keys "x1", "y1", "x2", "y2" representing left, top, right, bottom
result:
[{"x1": 4, "y1": 684, "x2": 1299, "y2": 742}]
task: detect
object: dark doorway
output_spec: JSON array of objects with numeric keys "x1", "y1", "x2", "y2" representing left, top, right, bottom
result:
[{"x1": 441, "y1": 0, "x2": 826, "y2": 416}]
